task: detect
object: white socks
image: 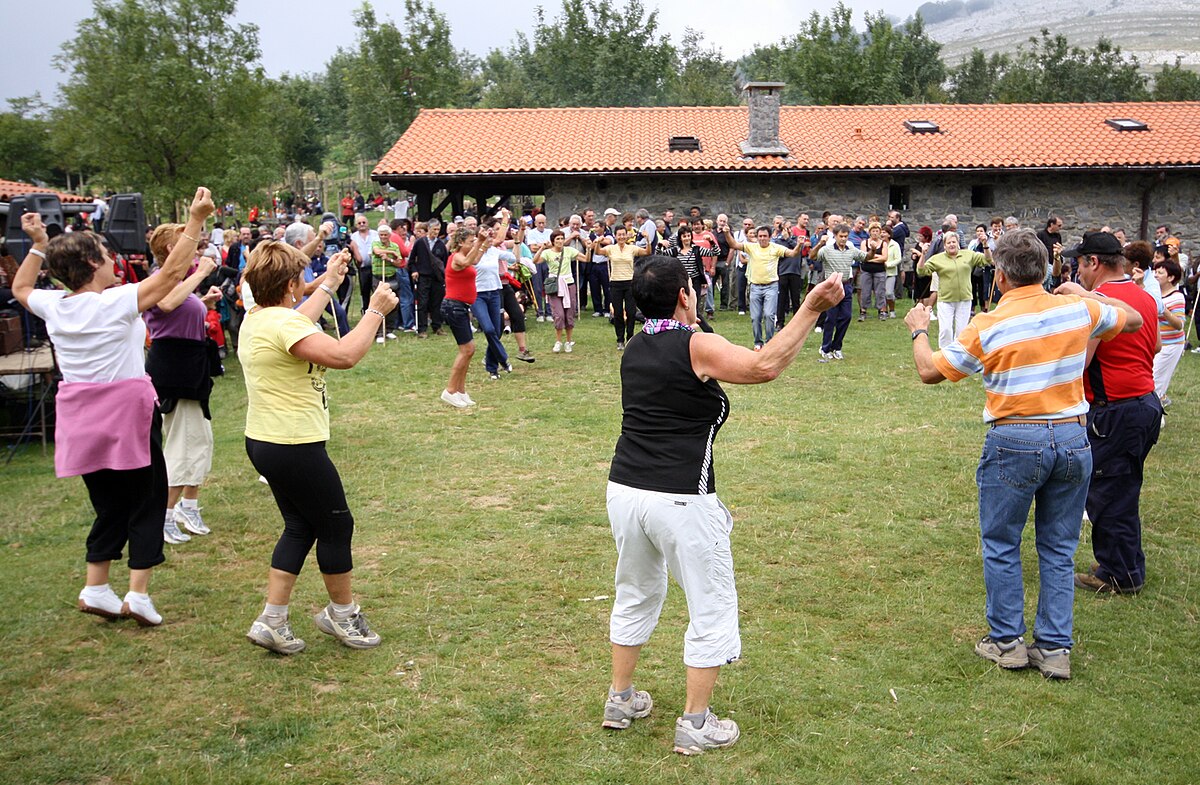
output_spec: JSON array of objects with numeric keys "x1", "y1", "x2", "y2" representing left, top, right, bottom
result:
[
  {"x1": 180, "y1": 498, "x2": 199, "y2": 510},
  {"x1": 262, "y1": 603, "x2": 289, "y2": 627},
  {"x1": 329, "y1": 600, "x2": 356, "y2": 620}
]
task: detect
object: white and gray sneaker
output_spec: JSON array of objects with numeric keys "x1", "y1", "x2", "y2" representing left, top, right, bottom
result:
[
  {"x1": 673, "y1": 710, "x2": 740, "y2": 755},
  {"x1": 174, "y1": 503, "x2": 210, "y2": 535},
  {"x1": 313, "y1": 605, "x2": 381, "y2": 649},
  {"x1": 247, "y1": 616, "x2": 306, "y2": 655},
  {"x1": 163, "y1": 511, "x2": 190, "y2": 544},
  {"x1": 601, "y1": 687, "x2": 653, "y2": 729}
]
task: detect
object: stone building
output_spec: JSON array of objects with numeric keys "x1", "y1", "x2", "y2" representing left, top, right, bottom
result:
[{"x1": 372, "y1": 85, "x2": 1200, "y2": 243}]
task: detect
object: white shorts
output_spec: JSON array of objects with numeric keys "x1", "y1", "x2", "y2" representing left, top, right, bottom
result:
[
  {"x1": 162, "y1": 399, "x2": 213, "y2": 487},
  {"x1": 606, "y1": 481, "x2": 740, "y2": 668}
]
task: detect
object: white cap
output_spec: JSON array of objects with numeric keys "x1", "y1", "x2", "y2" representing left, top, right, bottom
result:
[{"x1": 604, "y1": 208, "x2": 620, "y2": 217}]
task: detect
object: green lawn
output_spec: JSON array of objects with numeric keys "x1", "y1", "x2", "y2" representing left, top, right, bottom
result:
[{"x1": 1, "y1": 305, "x2": 1197, "y2": 784}]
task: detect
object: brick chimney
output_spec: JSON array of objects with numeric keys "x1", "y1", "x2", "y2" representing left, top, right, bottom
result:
[{"x1": 740, "y1": 82, "x2": 790, "y2": 157}]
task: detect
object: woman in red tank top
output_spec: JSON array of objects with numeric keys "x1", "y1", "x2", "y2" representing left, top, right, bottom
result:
[{"x1": 439, "y1": 225, "x2": 491, "y2": 408}]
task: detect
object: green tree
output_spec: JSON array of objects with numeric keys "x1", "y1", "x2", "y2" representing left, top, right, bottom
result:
[
  {"x1": 0, "y1": 97, "x2": 59, "y2": 184},
  {"x1": 482, "y1": 0, "x2": 676, "y2": 108},
  {"x1": 333, "y1": 1, "x2": 475, "y2": 161},
  {"x1": 268, "y1": 74, "x2": 328, "y2": 196},
  {"x1": 948, "y1": 49, "x2": 1007, "y2": 103},
  {"x1": 1152, "y1": 58, "x2": 1200, "y2": 101},
  {"x1": 54, "y1": 0, "x2": 279, "y2": 218},
  {"x1": 995, "y1": 31, "x2": 1148, "y2": 103},
  {"x1": 895, "y1": 13, "x2": 946, "y2": 102},
  {"x1": 670, "y1": 29, "x2": 738, "y2": 106}
]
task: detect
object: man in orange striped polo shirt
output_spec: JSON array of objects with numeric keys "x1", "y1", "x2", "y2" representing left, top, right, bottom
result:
[{"x1": 905, "y1": 228, "x2": 1143, "y2": 680}]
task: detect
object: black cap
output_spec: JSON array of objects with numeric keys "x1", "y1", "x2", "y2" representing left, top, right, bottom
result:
[{"x1": 1061, "y1": 231, "x2": 1123, "y2": 258}]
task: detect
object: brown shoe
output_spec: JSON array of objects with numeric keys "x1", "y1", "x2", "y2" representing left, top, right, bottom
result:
[{"x1": 1074, "y1": 572, "x2": 1142, "y2": 595}]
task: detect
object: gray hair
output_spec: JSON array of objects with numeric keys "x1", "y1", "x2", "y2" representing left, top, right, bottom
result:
[
  {"x1": 993, "y1": 228, "x2": 1047, "y2": 286},
  {"x1": 284, "y1": 220, "x2": 313, "y2": 247},
  {"x1": 635, "y1": 208, "x2": 650, "y2": 220},
  {"x1": 943, "y1": 213, "x2": 958, "y2": 227},
  {"x1": 1004, "y1": 216, "x2": 1019, "y2": 227}
]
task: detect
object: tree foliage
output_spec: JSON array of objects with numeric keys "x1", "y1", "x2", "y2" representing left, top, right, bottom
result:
[
  {"x1": 1152, "y1": 58, "x2": 1200, "y2": 101},
  {"x1": 54, "y1": 0, "x2": 278, "y2": 216},
  {"x1": 671, "y1": 29, "x2": 739, "y2": 106},
  {"x1": 0, "y1": 97, "x2": 58, "y2": 184}
]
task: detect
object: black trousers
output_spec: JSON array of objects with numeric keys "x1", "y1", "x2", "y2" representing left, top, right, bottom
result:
[
  {"x1": 588, "y1": 262, "x2": 611, "y2": 314},
  {"x1": 777, "y1": 273, "x2": 805, "y2": 326},
  {"x1": 81, "y1": 409, "x2": 167, "y2": 570},
  {"x1": 610, "y1": 281, "x2": 636, "y2": 343},
  {"x1": 416, "y1": 275, "x2": 445, "y2": 334},
  {"x1": 501, "y1": 284, "x2": 526, "y2": 333},
  {"x1": 1085, "y1": 393, "x2": 1162, "y2": 590},
  {"x1": 246, "y1": 438, "x2": 355, "y2": 576},
  {"x1": 358, "y1": 265, "x2": 373, "y2": 313}
]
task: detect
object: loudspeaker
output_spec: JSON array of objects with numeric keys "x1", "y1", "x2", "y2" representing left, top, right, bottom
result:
[
  {"x1": 5, "y1": 194, "x2": 64, "y2": 263},
  {"x1": 104, "y1": 193, "x2": 147, "y2": 256}
]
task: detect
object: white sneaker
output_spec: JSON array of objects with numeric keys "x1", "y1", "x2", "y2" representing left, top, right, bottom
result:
[
  {"x1": 737, "y1": 311, "x2": 746, "y2": 316},
  {"x1": 174, "y1": 503, "x2": 210, "y2": 535},
  {"x1": 833, "y1": 350, "x2": 844, "y2": 360},
  {"x1": 565, "y1": 341, "x2": 574, "y2": 353},
  {"x1": 553, "y1": 341, "x2": 562, "y2": 353},
  {"x1": 537, "y1": 315, "x2": 546, "y2": 323},
  {"x1": 313, "y1": 604, "x2": 381, "y2": 649},
  {"x1": 929, "y1": 313, "x2": 938, "y2": 321},
  {"x1": 164, "y1": 512, "x2": 190, "y2": 544},
  {"x1": 121, "y1": 592, "x2": 163, "y2": 626},
  {"x1": 673, "y1": 710, "x2": 740, "y2": 755},
  {"x1": 818, "y1": 350, "x2": 831, "y2": 363},
  {"x1": 78, "y1": 585, "x2": 124, "y2": 619},
  {"x1": 457, "y1": 392, "x2": 477, "y2": 407},
  {"x1": 247, "y1": 616, "x2": 306, "y2": 655},
  {"x1": 441, "y1": 389, "x2": 469, "y2": 408},
  {"x1": 814, "y1": 326, "x2": 822, "y2": 333},
  {"x1": 375, "y1": 336, "x2": 385, "y2": 344},
  {"x1": 386, "y1": 332, "x2": 398, "y2": 340}
]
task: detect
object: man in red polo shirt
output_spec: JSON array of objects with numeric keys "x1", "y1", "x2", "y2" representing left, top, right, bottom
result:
[{"x1": 1057, "y1": 231, "x2": 1162, "y2": 594}]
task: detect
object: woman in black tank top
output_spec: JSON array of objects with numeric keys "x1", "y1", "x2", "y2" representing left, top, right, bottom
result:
[{"x1": 602, "y1": 255, "x2": 847, "y2": 755}]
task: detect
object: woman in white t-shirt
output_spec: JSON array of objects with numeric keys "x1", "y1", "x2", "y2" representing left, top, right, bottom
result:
[
  {"x1": 240, "y1": 241, "x2": 397, "y2": 656},
  {"x1": 12, "y1": 187, "x2": 215, "y2": 628}
]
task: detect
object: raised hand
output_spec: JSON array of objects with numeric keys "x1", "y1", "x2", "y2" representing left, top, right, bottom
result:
[
  {"x1": 20, "y1": 212, "x2": 48, "y2": 245},
  {"x1": 189, "y1": 187, "x2": 215, "y2": 221}
]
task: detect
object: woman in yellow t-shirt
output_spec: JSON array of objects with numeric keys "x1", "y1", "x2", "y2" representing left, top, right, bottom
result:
[
  {"x1": 239, "y1": 241, "x2": 397, "y2": 656},
  {"x1": 594, "y1": 225, "x2": 651, "y2": 350}
]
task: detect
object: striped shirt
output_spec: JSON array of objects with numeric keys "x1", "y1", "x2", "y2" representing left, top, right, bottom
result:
[
  {"x1": 931, "y1": 284, "x2": 1126, "y2": 422},
  {"x1": 816, "y1": 242, "x2": 866, "y2": 282},
  {"x1": 1160, "y1": 290, "x2": 1185, "y2": 344}
]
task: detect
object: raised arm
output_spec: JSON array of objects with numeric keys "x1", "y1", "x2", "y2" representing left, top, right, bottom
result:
[
  {"x1": 1053, "y1": 282, "x2": 1143, "y2": 334},
  {"x1": 291, "y1": 281, "x2": 398, "y2": 369},
  {"x1": 722, "y1": 229, "x2": 744, "y2": 252},
  {"x1": 155, "y1": 257, "x2": 218, "y2": 313},
  {"x1": 137, "y1": 187, "x2": 215, "y2": 312}
]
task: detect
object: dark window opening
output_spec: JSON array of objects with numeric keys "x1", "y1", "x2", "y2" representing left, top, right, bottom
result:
[
  {"x1": 971, "y1": 185, "x2": 995, "y2": 209},
  {"x1": 889, "y1": 185, "x2": 910, "y2": 212},
  {"x1": 904, "y1": 120, "x2": 940, "y2": 134},
  {"x1": 668, "y1": 136, "x2": 701, "y2": 152},
  {"x1": 1105, "y1": 118, "x2": 1148, "y2": 131}
]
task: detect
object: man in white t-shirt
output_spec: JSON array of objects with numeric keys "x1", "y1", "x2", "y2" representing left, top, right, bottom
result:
[
  {"x1": 348, "y1": 214, "x2": 378, "y2": 314},
  {"x1": 525, "y1": 213, "x2": 554, "y2": 320}
]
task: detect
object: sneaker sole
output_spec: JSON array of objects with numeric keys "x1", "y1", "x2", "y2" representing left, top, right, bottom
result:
[
  {"x1": 246, "y1": 631, "x2": 306, "y2": 655},
  {"x1": 177, "y1": 517, "x2": 210, "y2": 535},
  {"x1": 78, "y1": 599, "x2": 121, "y2": 620},
  {"x1": 673, "y1": 733, "x2": 739, "y2": 755},
  {"x1": 120, "y1": 601, "x2": 162, "y2": 627}
]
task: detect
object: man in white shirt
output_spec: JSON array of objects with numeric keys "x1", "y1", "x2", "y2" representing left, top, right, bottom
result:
[
  {"x1": 348, "y1": 214, "x2": 379, "y2": 314},
  {"x1": 525, "y1": 213, "x2": 554, "y2": 320}
]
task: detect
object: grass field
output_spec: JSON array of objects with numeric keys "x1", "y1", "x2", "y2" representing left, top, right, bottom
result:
[{"x1": 1, "y1": 304, "x2": 1198, "y2": 785}]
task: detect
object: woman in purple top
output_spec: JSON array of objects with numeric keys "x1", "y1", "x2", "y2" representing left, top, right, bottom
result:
[{"x1": 144, "y1": 225, "x2": 223, "y2": 545}]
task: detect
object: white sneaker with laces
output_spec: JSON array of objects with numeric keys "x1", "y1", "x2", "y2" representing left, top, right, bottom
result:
[
  {"x1": 456, "y1": 392, "x2": 477, "y2": 407},
  {"x1": 833, "y1": 350, "x2": 844, "y2": 360},
  {"x1": 313, "y1": 605, "x2": 381, "y2": 649},
  {"x1": 553, "y1": 341, "x2": 562, "y2": 353},
  {"x1": 78, "y1": 586, "x2": 124, "y2": 619},
  {"x1": 673, "y1": 710, "x2": 740, "y2": 755},
  {"x1": 565, "y1": 341, "x2": 574, "y2": 353},
  {"x1": 247, "y1": 616, "x2": 306, "y2": 655},
  {"x1": 174, "y1": 503, "x2": 210, "y2": 535},
  {"x1": 601, "y1": 687, "x2": 653, "y2": 729},
  {"x1": 164, "y1": 512, "x2": 190, "y2": 544},
  {"x1": 121, "y1": 592, "x2": 163, "y2": 626},
  {"x1": 441, "y1": 389, "x2": 469, "y2": 408}
]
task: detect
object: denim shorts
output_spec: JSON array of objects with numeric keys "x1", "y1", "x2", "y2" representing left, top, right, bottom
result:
[{"x1": 440, "y1": 298, "x2": 474, "y2": 345}]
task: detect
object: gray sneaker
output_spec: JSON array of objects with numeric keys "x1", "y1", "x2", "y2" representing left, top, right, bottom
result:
[
  {"x1": 163, "y1": 512, "x2": 190, "y2": 544},
  {"x1": 673, "y1": 710, "x2": 740, "y2": 755},
  {"x1": 174, "y1": 503, "x2": 210, "y2": 535},
  {"x1": 247, "y1": 616, "x2": 306, "y2": 655},
  {"x1": 601, "y1": 687, "x2": 653, "y2": 729},
  {"x1": 1027, "y1": 646, "x2": 1071, "y2": 680},
  {"x1": 974, "y1": 635, "x2": 1029, "y2": 669},
  {"x1": 313, "y1": 605, "x2": 382, "y2": 649}
]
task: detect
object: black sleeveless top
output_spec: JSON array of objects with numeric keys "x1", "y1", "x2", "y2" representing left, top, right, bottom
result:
[{"x1": 609, "y1": 328, "x2": 729, "y2": 495}]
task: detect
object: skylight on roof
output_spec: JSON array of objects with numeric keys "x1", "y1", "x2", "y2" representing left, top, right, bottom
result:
[
  {"x1": 904, "y1": 120, "x2": 940, "y2": 134},
  {"x1": 668, "y1": 136, "x2": 701, "y2": 152},
  {"x1": 1105, "y1": 118, "x2": 1149, "y2": 131}
]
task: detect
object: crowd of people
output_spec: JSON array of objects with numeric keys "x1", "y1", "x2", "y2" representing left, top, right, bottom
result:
[{"x1": 4, "y1": 182, "x2": 1195, "y2": 756}]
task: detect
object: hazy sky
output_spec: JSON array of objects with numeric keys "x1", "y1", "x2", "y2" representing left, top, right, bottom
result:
[{"x1": 1, "y1": 0, "x2": 926, "y2": 105}]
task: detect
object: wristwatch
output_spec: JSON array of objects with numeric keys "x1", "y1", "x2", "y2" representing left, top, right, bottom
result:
[{"x1": 911, "y1": 329, "x2": 929, "y2": 341}]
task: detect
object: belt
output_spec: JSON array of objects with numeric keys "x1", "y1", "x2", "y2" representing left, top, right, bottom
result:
[
  {"x1": 1091, "y1": 392, "x2": 1156, "y2": 408},
  {"x1": 990, "y1": 414, "x2": 1087, "y2": 427}
]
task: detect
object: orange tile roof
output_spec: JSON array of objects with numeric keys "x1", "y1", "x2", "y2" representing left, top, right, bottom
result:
[
  {"x1": 374, "y1": 102, "x2": 1200, "y2": 178},
  {"x1": 0, "y1": 178, "x2": 92, "y2": 204}
]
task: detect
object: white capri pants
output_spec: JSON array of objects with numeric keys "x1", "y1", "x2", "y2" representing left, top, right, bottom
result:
[
  {"x1": 606, "y1": 481, "x2": 740, "y2": 668},
  {"x1": 1153, "y1": 340, "x2": 1185, "y2": 399},
  {"x1": 161, "y1": 399, "x2": 213, "y2": 487},
  {"x1": 936, "y1": 299, "x2": 972, "y2": 347}
]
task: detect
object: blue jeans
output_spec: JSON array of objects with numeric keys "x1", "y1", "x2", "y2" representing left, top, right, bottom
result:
[
  {"x1": 391, "y1": 271, "x2": 414, "y2": 330},
  {"x1": 748, "y1": 283, "x2": 778, "y2": 346},
  {"x1": 471, "y1": 289, "x2": 508, "y2": 373},
  {"x1": 977, "y1": 422, "x2": 1092, "y2": 649}
]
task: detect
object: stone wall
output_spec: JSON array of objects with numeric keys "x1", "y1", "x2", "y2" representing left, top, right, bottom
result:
[{"x1": 545, "y1": 170, "x2": 1200, "y2": 246}]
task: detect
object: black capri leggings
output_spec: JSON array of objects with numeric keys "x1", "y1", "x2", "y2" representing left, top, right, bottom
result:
[
  {"x1": 501, "y1": 284, "x2": 526, "y2": 333},
  {"x1": 246, "y1": 438, "x2": 355, "y2": 575}
]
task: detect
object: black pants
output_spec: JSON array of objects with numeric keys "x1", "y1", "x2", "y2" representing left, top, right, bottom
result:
[
  {"x1": 610, "y1": 280, "x2": 636, "y2": 343},
  {"x1": 715, "y1": 264, "x2": 731, "y2": 309},
  {"x1": 578, "y1": 260, "x2": 592, "y2": 309},
  {"x1": 777, "y1": 273, "x2": 805, "y2": 327},
  {"x1": 588, "y1": 262, "x2": 611, "y2": 314},
  {"x1": 358, "y1": 265, "x2": 373, "y2": 313},
  {"x1": 81, "y1": 410, "x2": 167, "y2": 570},
  {"x1": 501, "y1": 284, "x2": 526, "y2": 333},
  {"x1": 246, "y1": 438, "x2": 355, "y2": 576},
  {"x1": 736, "y1": 266, "x2": 748, "y2": 311},
  {"x1": 416, "y1": 275, "x2": 445, "y2": 334},
  {"x1": 1085, "y1": 393, "x2": 1162, "y2": 590}
]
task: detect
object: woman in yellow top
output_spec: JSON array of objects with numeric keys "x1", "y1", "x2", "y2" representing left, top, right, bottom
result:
[
  {"x1": 534, "y1": 230, "x2": 582, "y2": 353},
  {"x1": 594, "y1": 225, "x2": 651, "y2": 350},
  {"x1": 240, "y1": 241, "x2": 397, "y2": 655}
]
